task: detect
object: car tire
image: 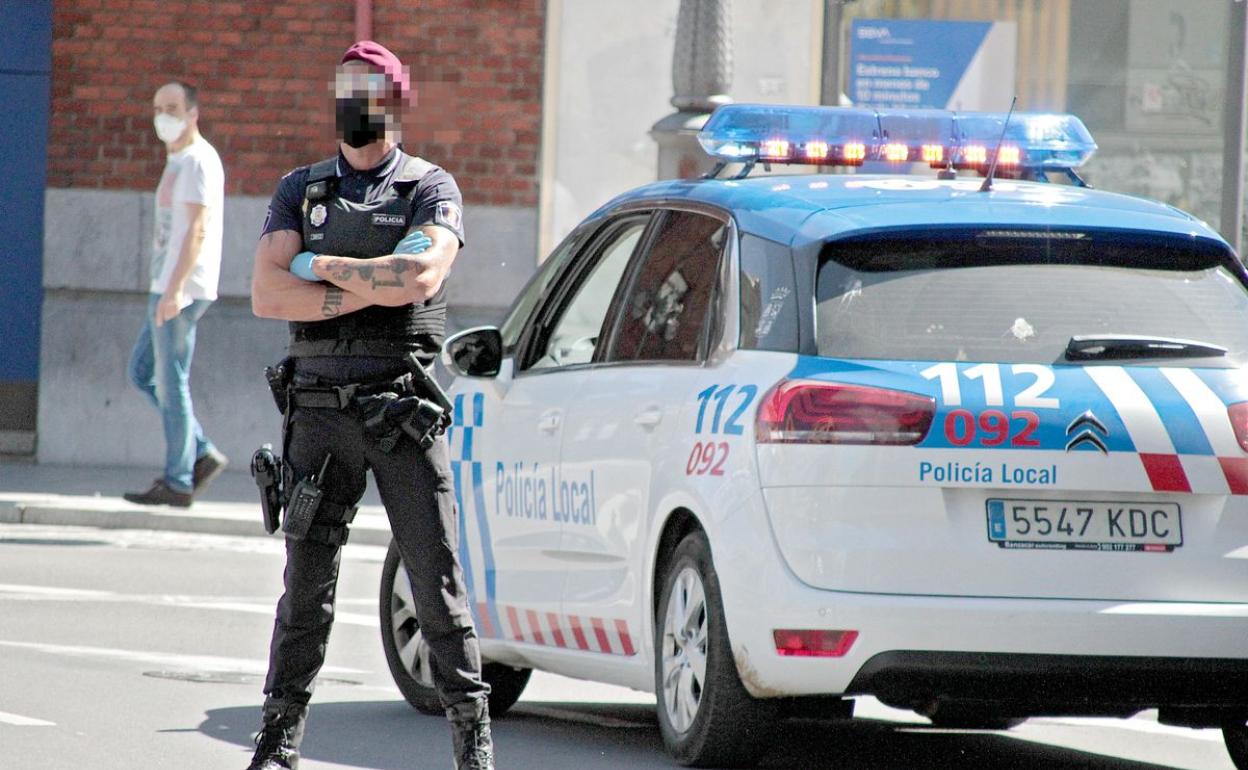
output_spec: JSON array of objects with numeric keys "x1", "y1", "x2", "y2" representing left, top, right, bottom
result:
[
  {"x1": 380, "y1": 540, "x2": 531, "y2": 718},
  {"x1": 1224, "y1": 723, "x2": 1248, "y2": 769},
  {"x1": 655, "y1": 531, "x2": 777, "y2": 767}
]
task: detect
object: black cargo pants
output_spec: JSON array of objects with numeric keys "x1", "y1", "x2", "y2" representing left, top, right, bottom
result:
[{"x1": 262, "y1": 355, "x2": 488, "y2": 717}]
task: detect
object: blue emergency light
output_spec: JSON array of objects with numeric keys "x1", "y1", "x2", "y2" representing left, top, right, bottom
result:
[{"x1": 697, "y1": 103, "x2": 1097, "y2": 176}]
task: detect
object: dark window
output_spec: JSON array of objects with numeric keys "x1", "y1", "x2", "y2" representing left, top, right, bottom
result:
[
  {"x1": 605, "y1": 210, "x2": 727, "y2": 363},
  {"x1": 816, "y1": 234, "x2": 1248, "y2": 366},
  {"x1": 739, "y1": 233, "x2": 799, "y2": 352}
]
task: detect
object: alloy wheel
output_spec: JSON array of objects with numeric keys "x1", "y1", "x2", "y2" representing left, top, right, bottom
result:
[{"x1": 661, "y1": 566, "x2": 709, "y2": 733}]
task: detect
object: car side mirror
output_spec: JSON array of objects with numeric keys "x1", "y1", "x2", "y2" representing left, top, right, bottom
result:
[{"x1": 442, "y1": 326, "x2": 504, "y2": 378}]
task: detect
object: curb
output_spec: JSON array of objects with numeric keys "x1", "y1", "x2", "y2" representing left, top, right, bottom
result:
[{"x1": 0, "y1": 496, "x2": 393, "y2": 547}]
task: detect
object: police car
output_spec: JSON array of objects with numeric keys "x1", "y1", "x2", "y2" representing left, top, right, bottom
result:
[{"x1": 379, "y1": 104, "x2": 1248, "y2": 768}]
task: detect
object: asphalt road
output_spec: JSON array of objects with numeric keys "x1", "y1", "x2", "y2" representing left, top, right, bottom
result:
[{"x1": 0, "y1": 523, "x2": 1236, "y2": 770}]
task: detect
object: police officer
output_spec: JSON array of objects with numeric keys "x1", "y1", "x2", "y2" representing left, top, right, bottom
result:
[{"x1": 247, "y1": 40, "x2": 492, "y2": 770}]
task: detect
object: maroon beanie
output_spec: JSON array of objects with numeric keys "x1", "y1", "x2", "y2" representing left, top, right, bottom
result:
[{"x1": 340, "y1": 40, "x2": 411, "y2": 100}]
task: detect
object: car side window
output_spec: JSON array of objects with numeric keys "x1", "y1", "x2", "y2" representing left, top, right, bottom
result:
[
  {"x1": 499, "y1": 229, "x2": 583, "y2": 352},
  {"x1": 525, "y1": 218, "x2": 649, "y2": 371},
  {"x1": 604, "y1": 210, "x2": 727, "y2": 363}
]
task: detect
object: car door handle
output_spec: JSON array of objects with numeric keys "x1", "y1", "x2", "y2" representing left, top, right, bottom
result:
[
  {"x1": 633, "y1": 406, "x2": 663, "y2": 429},
  {"x1": 538, "y1": 409, "x2": 562, "y2": 433}
]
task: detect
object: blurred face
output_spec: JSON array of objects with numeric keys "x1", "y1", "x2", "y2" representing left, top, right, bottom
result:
[
  {"x1": 334, "y1": 61, "x2": 401, "y2": 148},
  {"x1": 152, "y1": 84, "x2": 195, "y2": 145}
]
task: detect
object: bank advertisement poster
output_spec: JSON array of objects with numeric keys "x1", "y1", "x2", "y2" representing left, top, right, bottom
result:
[{"x1": 848, "y1": 19, "x2": 1018, "y2": 112}]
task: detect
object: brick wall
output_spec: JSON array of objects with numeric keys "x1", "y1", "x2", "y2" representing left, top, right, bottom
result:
[{"x1": 49, "y1": 0, "x2": 544, "y2": 206}]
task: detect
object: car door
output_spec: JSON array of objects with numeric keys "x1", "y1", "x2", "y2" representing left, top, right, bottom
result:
[
  {"x1": 455, "y1": 212, "x2": 653, "y2": 651},
  {"x1": 558, "y1": 206, "x2": 733, "y2": 662}
]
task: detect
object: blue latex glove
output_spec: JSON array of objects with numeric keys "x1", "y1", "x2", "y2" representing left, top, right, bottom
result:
[
  {"x1": 289, "y1": 251, "x2": 319, "y2": 281},
  {"x1": 395, "y1": 231, "x2": 432, "y2": 255}
]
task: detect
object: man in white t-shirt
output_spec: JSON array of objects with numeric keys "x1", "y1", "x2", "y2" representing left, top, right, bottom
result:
[{"x1": 124, "y1": 81, "x2": 228, "y2": 507}]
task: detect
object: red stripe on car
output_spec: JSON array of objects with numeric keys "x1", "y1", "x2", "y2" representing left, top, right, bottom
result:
[
  {"x1": 591, "y1": 617, "x2": 612, "y2": 653},
  {"x1": 475, "y1": 602, "x2": 495, "y2": 638},
  {"x1": 1140, "y1": 453, "x2": 1192, "y2": 493},
  {"x1": 505, "y1": 606, "x2": 524, "y2": 642},
  {"x1": 615, "y1": 619, "x2": 636, "y2": 656},
  {"x1": 526, "y1": 609, "x2": 546, "y2": 646},
  {"x1": 568, "y1": 615, "x2": 590, "y2": 650},
  {"x1": 1219, "y1": 457, "x2": 1248, "y2": 495}
]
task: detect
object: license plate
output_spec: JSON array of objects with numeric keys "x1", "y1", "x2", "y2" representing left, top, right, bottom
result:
[{"x1": 986, "y1": 499, "x2": 1183, "y2": 552}]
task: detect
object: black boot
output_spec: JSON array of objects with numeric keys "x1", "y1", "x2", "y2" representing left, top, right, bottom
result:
[
  {"x1": 448, "y1": 700, "x2": 494, "y2": 770},
  {"x1": 246, "y1": 701, "x2": 306, "y2": 770}
]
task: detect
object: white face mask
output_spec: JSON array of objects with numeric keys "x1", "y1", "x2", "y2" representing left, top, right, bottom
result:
[{"x1": 154, "y1": 113, "x2": 188, "y2": 144}]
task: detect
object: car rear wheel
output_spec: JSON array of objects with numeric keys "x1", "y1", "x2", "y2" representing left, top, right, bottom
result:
[
  {"x1": 380, "y1": 540, "x2": 531, "y2": 718},
  {"x1": 655, "y1": 531, "x2": 777, "y2": 767},
  {"x1": 1225, "y1": 723, "x2": 1248, "y2": 769}
]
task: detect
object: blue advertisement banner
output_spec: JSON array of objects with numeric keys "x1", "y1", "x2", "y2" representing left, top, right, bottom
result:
[{"x1": 849, "y1": 19, "x2": 993, "y2": 110}]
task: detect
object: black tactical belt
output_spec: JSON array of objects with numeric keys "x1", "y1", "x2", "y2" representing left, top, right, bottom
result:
[{"x1": 289, "y1": 375, "x2": 412, "y2": 410}]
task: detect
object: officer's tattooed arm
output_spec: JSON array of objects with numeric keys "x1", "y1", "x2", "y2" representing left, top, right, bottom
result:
[
  {"x1": 311, "y1": 225, "x2": 460, "y2": 306},
  {"x1": 251, "y1": 229, "x2": 373, "y2": 321}
]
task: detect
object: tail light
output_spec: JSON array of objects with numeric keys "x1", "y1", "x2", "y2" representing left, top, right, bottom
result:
[
  {"x1": 756, "y1": 380, "x2": 935, "y2": 445},
  {"x1": 1229, "y1": 402, "x2": 1248, "y2": 452},
  {"x1": 773, "y1": 629, "x2": 859, "y2": 658}
]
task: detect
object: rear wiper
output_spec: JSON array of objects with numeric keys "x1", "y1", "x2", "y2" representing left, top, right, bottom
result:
[{"x1": 1065, "y1": 334, "x2": 1228, "y2": 361}]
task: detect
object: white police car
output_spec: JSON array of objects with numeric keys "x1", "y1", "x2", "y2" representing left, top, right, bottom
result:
[{"x1": 380, "y1": 104, "x2": 1248, "y2": 767}]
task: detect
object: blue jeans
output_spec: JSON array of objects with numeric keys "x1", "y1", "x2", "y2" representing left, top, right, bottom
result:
[{"x1": 127, "y1": 294, "x2": 216, "y2": 493}]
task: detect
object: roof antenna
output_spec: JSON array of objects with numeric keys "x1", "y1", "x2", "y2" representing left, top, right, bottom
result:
[{"x1": 979, "y1": 95, "x2": 1018, "y2": 193}]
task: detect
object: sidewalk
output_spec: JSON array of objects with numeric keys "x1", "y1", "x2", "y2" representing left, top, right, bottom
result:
[{"x1": 0, "y1": 461, "x2": 393, "y2": 547}]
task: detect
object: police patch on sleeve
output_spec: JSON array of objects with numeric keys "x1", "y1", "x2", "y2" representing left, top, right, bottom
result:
[{"x1": 435, "y1": 201, "x2": 463, "y2": 232}]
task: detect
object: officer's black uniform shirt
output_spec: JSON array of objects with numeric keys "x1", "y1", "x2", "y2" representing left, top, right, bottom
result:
[
  {"x1": 262, "y1": 147, "x2": 465, "y2": 358},
  {"x1": 262, "y1": 146, "x2": 465, "y2": 247}
]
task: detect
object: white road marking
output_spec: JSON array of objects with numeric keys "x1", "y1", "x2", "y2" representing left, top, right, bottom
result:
[
  {"x1": 0, "y1": 583, "x2": 113, "y2": 599},
  {"x1": 0, "y1": 710, "x2": 55, "y2": 727},
  {"x1": 857, "y1": 698, "x2": 1224, "y2": 744},
  {"x1": 172, "y1": 600, "x2": 377, "y2": 628},
  {"x1": 0, "y1": 640, "x2": 365, "y2": 675},
  {"x1": 1030, "y1": 714, "x2": 1225, "y2": 743},
  {"x1": 0, "y1": 585, "x2": 378, "y2": 627},
  {"x1": 0, "y1": 524, "x2": 388, "y2": 562}
]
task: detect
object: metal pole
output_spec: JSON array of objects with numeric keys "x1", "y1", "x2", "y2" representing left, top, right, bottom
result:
[
  {"x1": 820, "y1": 0, "x2": 845, "y2": 105},
  {"x1": 1220, "y1": 0, "x2": 1248, "y2": 254},
  {"x1": 651, "y1": 0, "x2": 734, "y2": 180}
]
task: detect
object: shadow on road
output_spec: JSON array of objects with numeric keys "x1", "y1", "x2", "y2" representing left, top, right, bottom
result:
[{"x1": 201, "y1": 700, "x2": 1188, "y2": 769}]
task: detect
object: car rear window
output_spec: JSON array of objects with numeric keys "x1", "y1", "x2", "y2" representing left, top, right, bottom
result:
[{"x1": 816, "y1": 234, "x2": 1248, "y2": 366}]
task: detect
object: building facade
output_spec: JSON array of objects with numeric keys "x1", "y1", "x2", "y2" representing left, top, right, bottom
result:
[{"x1": 9, "y1": 0, "x2": 1246, "y2": 470}]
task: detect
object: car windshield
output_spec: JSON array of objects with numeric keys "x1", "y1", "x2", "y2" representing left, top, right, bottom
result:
[{"x1": 815, "y1": 235, "x2": 1248, "y2": 366}]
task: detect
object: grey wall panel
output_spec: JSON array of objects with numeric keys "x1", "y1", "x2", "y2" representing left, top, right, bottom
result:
[
  {"x1": 44, "y1": 188, "x2": 147, "y2": 292},
  {"x1": 45, "y1": 189, "x2": 538, "y2": 302},
  {"x1": 36, "y1": 292, "x2": 286, "y2": 469}
]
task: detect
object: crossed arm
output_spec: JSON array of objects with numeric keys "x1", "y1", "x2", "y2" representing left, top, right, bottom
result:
[{"x1": 250, "y1": 226, "x2": 460, "y2": 322}]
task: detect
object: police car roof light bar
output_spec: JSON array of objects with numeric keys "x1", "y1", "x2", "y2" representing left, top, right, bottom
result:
[{"x1": 696, "y1": 103, "x2": 1097, "y2": 178}]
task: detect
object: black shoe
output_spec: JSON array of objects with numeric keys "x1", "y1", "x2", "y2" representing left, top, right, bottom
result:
[
  {"x1": 246, "y1": 727, "x2": 299, "y2": 770},
  {"x1": 192, "y1": 448, "x2": 229, "y2": 493},
  {"x1": 123, "y1": 479, "x2": 192, "y2": 508},
  {"x1": 449, "y1": 706, "x2": 494, "y2": 770},
  {"x1": 247, "y1": 702, "x2": 305, "y2": 770}
]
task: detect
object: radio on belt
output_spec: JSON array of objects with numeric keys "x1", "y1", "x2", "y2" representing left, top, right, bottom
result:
[{"x1": 283, "y1": 453, "x2": 332, "y2": 540}]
